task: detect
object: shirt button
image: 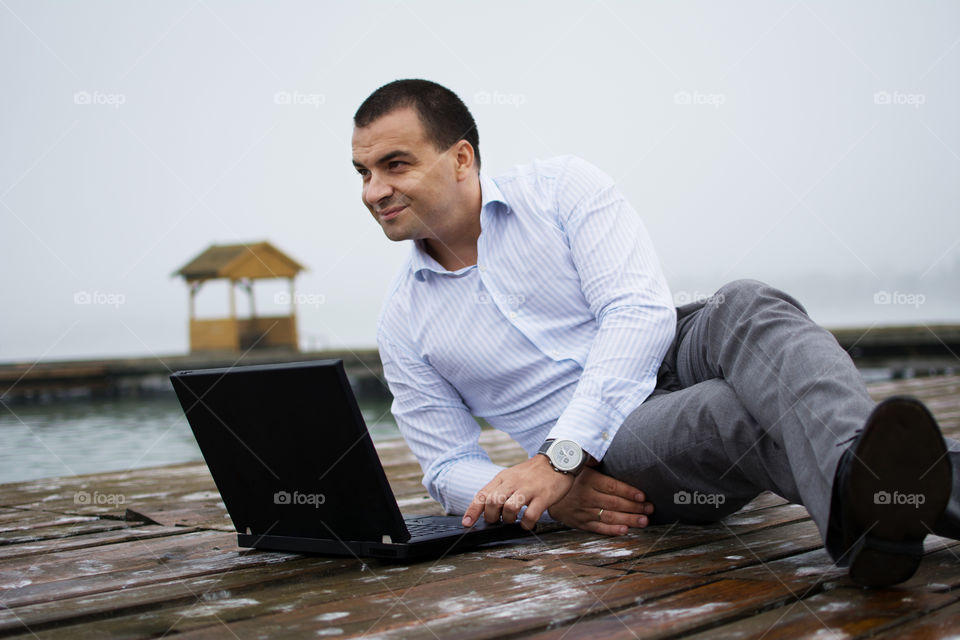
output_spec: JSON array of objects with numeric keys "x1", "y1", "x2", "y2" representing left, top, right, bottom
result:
[
  {"x1": 478, "y1": 264, "x2": 486, "y2": 272},
  {"x1": 551, "y1": 350, "x2": 561, "y2": 358},
  {"x1": 601, "y1": 431, "x2": 610, "y2": 441},
  {"x1": 508, "y1": 311, "x2": 517, "y2": 319}
]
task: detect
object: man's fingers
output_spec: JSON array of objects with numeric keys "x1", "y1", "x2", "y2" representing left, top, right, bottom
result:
[
  {"x1": 502, "y1": 492, "x2": 527, "y2": 524},
  {"x1": 596, "y1": 474, "x2": 646, "y2": 503},
  {"x1": 594, "y1": 507, "x2": 649, "y2": 530},
  {"x1": 462, "y1": 491, "x2": 487, "y2": 527},
  {"x1": 593, "y1": 494, "x2": 653, "y2": 516},
  {"x1": 521, "y1": 498, "x2": 546, "y2": 530}
]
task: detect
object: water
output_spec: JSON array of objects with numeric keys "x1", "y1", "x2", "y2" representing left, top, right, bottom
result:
[{"x1": 0, "y1": 394, "x2": 399, "y2": 484}]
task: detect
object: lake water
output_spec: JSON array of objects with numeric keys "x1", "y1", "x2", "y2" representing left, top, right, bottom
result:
[{"x1": 0, "y1": 394, "x2": 399, "y2": 484}]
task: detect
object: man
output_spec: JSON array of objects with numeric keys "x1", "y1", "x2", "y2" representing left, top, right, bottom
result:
[{"x1": 351, "y1": 78, "x2": 960, "y2": 587}]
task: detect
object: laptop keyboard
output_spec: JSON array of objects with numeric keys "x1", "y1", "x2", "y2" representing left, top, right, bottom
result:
[{"x1": 404, "y1": 517, "x2": 469, "y2": 538}]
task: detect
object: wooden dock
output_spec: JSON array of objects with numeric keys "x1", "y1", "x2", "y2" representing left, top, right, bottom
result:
[
  {"x1": 1, "y1": 375, "x2": 959, "y2": 638},
  {"x1": 1, "y1": 323, "x2": 957, "y2": 403}
]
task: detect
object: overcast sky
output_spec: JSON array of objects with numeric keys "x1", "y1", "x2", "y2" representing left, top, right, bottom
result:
[{"x1": 2, "y1": 1, "x2": 958, "y2": 363}]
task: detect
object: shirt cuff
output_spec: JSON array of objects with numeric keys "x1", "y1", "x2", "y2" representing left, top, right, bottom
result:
[{"x1": 546, "y1": 395, "x2": 625, "y2": 462}]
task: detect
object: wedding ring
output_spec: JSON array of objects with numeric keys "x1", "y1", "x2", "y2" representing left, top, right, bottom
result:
[{"x1": 597, "y1": 508, "x2": 604, "y2": 520}]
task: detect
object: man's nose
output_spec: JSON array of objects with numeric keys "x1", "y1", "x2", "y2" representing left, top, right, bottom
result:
[{"x1": 364, "y1": 172, "x2": 392, "y2": 207}]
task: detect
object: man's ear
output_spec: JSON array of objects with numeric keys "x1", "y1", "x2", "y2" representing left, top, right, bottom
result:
[{"x1": 453, "y1": 140, "x2": 476, "y2": 180}]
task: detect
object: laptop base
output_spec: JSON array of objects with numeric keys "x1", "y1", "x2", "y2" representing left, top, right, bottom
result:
[{"x1": 239, "y1": 523, "x2": 533, "y2": 560}]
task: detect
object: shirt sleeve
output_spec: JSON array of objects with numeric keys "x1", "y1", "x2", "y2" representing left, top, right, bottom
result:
[
  {"x1": 377, "y1": 331, "x2": 506, "y2": 516},
  {"x1": 545, "y1": 156, "x2": 677, "y2": 462}
]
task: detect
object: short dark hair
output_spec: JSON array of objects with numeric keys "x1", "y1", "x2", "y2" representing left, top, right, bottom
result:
[{"x1": 354, "y1": 79, "x2": 480, "y2": 169}]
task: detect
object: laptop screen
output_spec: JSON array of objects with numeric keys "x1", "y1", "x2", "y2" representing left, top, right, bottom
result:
[{"x1": 170, "y1": 360, "x2": 409, "y2": 543}]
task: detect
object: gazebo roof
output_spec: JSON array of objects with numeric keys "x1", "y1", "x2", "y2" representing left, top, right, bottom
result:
[{"x1": 174, "y1": 241, "x2": 306, "y2": 281}]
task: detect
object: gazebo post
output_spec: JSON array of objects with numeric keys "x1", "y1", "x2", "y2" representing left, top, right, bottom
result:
[
  {"x1": 248, "y1": 279, "x2": 257, "y2": 318},
  {"x1": 288, "y1": 277, "x2": 298, "y2": 350}
]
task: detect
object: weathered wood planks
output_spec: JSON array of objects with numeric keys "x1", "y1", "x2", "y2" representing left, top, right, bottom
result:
[{"x1": 0, "y1": 374, "x2": 958, "y2": 638}]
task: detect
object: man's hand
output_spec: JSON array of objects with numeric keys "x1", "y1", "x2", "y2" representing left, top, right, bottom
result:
[
  {"x1": 462, "y1": 454, "x2": 575, "y2": 530},
  {"x1": 546, "y1": 467, "x2": 654, "y2": 536}
]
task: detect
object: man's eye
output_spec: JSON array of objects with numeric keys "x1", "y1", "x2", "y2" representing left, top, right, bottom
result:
[
  {"x1": 356, "y1": 169, "x2": 369, "y2": 177},
  {"x1": 388, "y1": 161, "x2": 406, "y2": 169}
]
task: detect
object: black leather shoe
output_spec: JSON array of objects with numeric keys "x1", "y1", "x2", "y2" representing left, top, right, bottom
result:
[
  {"x1": 932, "y1": 450, "x2": 960, "y2": 539},
  {"x1": 827, "y1": 396, "x2": 952, "y2": 587}
]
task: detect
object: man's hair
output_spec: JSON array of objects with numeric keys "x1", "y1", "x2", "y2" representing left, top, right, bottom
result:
[{"x1": 354, "y1": 79, "x2": 481, "y2": 169}]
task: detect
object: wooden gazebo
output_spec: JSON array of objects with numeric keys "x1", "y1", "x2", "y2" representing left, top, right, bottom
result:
[{"x1": 174, "y1": 241, "x2": 306, "y2": 353}]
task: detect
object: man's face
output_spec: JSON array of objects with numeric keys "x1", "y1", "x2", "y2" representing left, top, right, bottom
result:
[{"x1": 351, "y1": 107, "x2": 459, "y2": 243}]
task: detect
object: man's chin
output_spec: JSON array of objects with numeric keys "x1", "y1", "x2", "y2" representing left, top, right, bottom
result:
[{"x1": 380, "y1": 224, "x2": 413, "y2": 243}]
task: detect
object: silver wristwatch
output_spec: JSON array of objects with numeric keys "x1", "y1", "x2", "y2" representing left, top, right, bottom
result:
[{"x1": 537, "y1": 439, "x2": 586, "y2": 475}]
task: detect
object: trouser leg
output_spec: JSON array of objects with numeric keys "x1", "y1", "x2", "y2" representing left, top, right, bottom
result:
[
  {"x1": 601, "y1": 279, "x2": 878, "y2": 545},
  {"x1": 598, "y1": 377, "x2": 804, "y2": 524}
]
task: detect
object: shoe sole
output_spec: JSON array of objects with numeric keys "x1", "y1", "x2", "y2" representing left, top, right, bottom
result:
[{"x1": 846, "y1": 396, "x2": 951, "y2": 587}]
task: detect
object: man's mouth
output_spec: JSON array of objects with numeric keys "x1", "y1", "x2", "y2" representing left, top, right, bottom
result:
[{"x1": 378, "y1": 205, "x2": 406, "y2": 221}]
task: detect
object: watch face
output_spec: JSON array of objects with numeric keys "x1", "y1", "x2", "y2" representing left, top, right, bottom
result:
[{"x1": 550, "y1": 440, "x2": 584, "y2": 472}]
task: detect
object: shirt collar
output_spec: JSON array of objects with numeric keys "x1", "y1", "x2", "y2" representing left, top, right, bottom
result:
[{"x1": 409, "y1": 172, "x2": 509, "y2": 279}]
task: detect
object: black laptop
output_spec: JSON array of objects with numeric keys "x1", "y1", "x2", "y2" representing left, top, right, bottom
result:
[{"x1": 169, "y1": 359, "x2": 531, "y2": 559}]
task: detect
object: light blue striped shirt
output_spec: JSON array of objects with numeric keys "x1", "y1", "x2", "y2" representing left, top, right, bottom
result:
[{"x1": 377, "y1": 155, "x2": 677, "y2": 516}]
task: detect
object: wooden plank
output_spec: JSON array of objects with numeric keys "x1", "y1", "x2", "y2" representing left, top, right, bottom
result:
[
  {"x1": 0, "y1": 517, "x2": 139, "y2": 548},
  {"x1": 719, "y1": 535, "x2": 960, "y2": 594},
  {"x1": 607, "y1": 519, "x2": 824, "y2": 575},
  {"x1": 867, "y1": 598, "x2": 960, "y2": 639},
  {"x1": 0, "y1": 531, "x2": 298, "y2": 609},
  {"x1": 487, "y1": 503, "x2": 811, "y2": 565},
  {"x1": 520, "y1": 578, "x2": 802, "y2": 640},
  {"x1": 0, "y1": 508, "x2": 99, "y2": 533},
  {"x1": 165, "y1": 568, "x2": 707, "y2": 640},
  {"x1": 0, "y1": 524, "x2": 192, "y2": 561},
  {"x1": 680, "y1": 587, "x2": 956, "y2": 640},
  {"x1": 0, "y1": 554, "x2": 511, "y2": 636}
]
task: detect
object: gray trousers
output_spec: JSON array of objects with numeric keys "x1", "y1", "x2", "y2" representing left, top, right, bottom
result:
[{"x1": 597, "y1": 279, "x2": 899, "y2": 552}]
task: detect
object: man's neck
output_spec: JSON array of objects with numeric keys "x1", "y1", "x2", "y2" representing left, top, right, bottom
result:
[{"x1": 422, "y1": 176, "x2": 483, "y2": 271}]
